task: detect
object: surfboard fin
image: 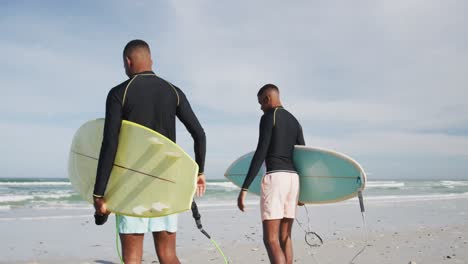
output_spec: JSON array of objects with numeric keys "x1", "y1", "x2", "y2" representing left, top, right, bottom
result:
[
  {"x1": 151, "y1": 202, "x2": 170, "y2": 212},
  {"x1": 149, "y1": 137, "x2": 164, "y2": 145},
  {"x1": 165, "y1": 152, "x2": 182, "y2": 158},
  {"x1": 132, "y1": 205, "x2": 149, "y2": 215}
]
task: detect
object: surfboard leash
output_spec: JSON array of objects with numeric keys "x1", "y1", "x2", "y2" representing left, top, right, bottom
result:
[
  {"x1": 297, "y1": 193, "x2": 369, "y2": 264},
  {"x1": 296, "y1": 205, "x2": 322, "y2": 264},
  {"x1": 349, "y1": 190, "x2": 369, "y2": 264},
  {"x1": 191, "y1": 200, "x2": 229, "y2": 263}
]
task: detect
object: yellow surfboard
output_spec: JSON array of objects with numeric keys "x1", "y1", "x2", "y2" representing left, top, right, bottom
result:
[{"x1": 68, "y1": 119, "x2": 198, "y2": 217}]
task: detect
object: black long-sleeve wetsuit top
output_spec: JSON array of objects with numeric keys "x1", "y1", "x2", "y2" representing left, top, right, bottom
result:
[
  {"x1": 241, "y1": 106, "x2": 305, "y2": 190},
  {"x1": 93, "y1": 71, "x2": 206, "y2": 197}
]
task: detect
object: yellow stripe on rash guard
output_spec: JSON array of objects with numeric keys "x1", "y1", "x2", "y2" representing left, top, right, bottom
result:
[
  {"x1": 164, "y1": 81, "x2": 180, "y2": 106},
  {"x1": 122, "y1": 73, "x2": 158, "y2": 107},
  {"x1": 123, "y1": 73, "x2": 180, "y2": 107},
  {"x1": 273, "y1": 107, "x2": 280, "y2": 127}
]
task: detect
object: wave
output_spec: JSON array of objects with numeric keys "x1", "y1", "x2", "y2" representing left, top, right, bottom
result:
[
  {"x1": 0, "y1": 195, "x2": 35, "y2": 202},
  {"x1": 440, "y1": 180, "x2": 468, "y2": 188},
  {"x1": 0, "y1": 214, "x2": 90, "y2": 221},
  {"x1": 1, "y1": 179, "x2": 467, "y2": 190},
  {"x1": 360, "y1": 192, "x2": 468, "y2": 203},
  {"x1": 33, "y1": 193, "x2": 74, "y2": 199},
  {"x1": 197, "y1": 200, "x2": 258, "y2": 208},
  {"x1": 0, "y1": 193, "x2": 74, "y2": 203},
  {"x1": 365, "y1": 180, "x2": 468, "y2": 189},
  {"x1": 365, "y1": 181, "x2": 405, "y2": 188},
  {"x1": 0, "y1": 182, "x2": 71, "y2": 186},
  {"x1": 206, "y1": 182, "x2": 238, "y2": 189}
]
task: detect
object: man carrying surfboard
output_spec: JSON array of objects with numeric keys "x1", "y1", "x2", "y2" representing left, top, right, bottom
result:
[
  {"x1": 92, "y1": 39, "x2": 207, "y2": 264},
  {"x1": 237, "y1": 84, "x2": 305, "y2": 264}
]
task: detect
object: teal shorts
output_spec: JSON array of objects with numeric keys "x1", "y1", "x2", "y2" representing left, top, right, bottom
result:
[{"x1": 116, "y1": 214, "x2": 178, "y2": 234}]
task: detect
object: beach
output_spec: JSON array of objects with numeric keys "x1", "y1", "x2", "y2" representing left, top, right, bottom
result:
[
  {"x1": 2, "y1": 0, "x2": 468, "y2": 262},
  {"x1": 1, "y1": 179, "x2": 468, "y2": 263}
]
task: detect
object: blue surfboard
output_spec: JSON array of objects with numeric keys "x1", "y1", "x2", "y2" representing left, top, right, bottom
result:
[{"x1": 224, "y1": 146, "x2": 366, "y2": 204}]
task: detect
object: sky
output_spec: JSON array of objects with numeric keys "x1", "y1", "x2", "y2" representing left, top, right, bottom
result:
[{"x1": 1, "y1": 0, "x2": 467, "y2": 180}]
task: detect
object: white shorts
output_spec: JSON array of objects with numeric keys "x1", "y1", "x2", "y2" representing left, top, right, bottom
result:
[{"x1": 260, "y1": 171, "x2": 299, "y2": 221}]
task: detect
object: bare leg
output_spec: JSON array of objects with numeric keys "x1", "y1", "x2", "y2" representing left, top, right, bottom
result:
[
  {"x1": 120, "y1": 233, "x2": 144, "y2": 264},
  {"x1": 153, "y1": 231, "x2": 180, "y2": 264},
  {"x1": 279, "y1": 218, "x2": 294, "y2": 264},
  {"x1": 263, "y1": 219, "x2": 286, "y2": 264}
]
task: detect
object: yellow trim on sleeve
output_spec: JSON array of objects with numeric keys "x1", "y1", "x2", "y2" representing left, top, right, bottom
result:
[
  {"x1": 273, "y1": 107, "x2": 280, "y2": 127},
  {"x1": 164, "y1": 81, "x2": 180, "y2": 106},
  {"x1": 122, "y1": 75, "x2": 138, "y2": 108}
]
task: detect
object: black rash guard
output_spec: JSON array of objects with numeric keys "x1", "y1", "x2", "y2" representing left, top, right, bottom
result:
[
  {"x1": 241, "y1": 106, "x2": 305, "y2": 190},
  {"x1": 93, "y1": 71, "x2": 206, "y2": 197}
]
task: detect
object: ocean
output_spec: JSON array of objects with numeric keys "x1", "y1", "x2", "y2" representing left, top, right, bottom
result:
[{"x1": 1, "y1": 178, "x2": 468, "y2": 211}]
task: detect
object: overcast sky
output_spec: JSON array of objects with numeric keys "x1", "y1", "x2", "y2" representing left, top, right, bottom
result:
[{"x1": 1, "y1": 0, "x2": 467, "y2": 180}]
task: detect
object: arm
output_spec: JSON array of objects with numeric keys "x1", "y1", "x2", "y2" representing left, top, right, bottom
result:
[
  {"x1": 175, "y1": 88, "x2": 207, "y2": 196},
  {"x1": 238, "y1": 114, "x2": 273, "y2": 212},
  {"x1": 241, "y1": 114, "x2": 274, "y2": 190},
  {"x1": 93, "y1": 90, "x2": 122, "y2": 213}
]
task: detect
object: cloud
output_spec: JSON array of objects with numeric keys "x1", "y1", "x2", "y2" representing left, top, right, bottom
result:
[
  {"x1": 0, "y1": 122, "x2": 75, "y2": 178},
  {"x1": 288, "y1": 99, "x2": 468, "y2": 133},
  {"x1": 1, "y1": 0, "x2": 467, "y2": 179}
]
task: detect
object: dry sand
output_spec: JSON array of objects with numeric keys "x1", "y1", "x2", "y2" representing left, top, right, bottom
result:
[{"x1": 1, "y1": 196, "x2": 467, "y2": 263}]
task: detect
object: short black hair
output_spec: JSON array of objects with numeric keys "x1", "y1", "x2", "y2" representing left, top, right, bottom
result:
[
  {"x1": 123, "y1": 39, "x2": 150, "y2": 57},
  {"x1": 257, "y1": 84, "x2": 279, "y2": 97}
]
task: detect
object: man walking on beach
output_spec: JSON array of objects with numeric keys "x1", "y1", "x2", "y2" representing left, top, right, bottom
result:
[
  {"x1": 237, "y1": 84, "x2": 305, "y2": 264},
  {"x1": 93, "y1": 39, "x2": 207, "y2": 264}
]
